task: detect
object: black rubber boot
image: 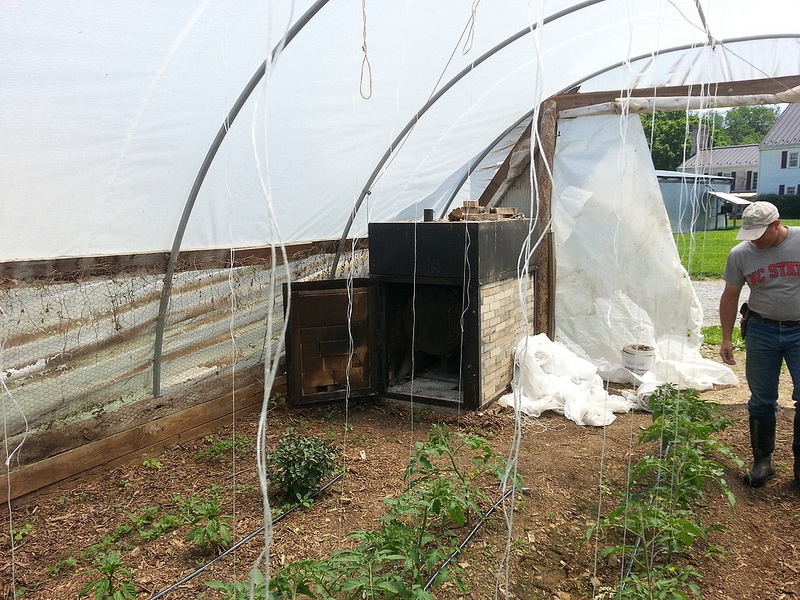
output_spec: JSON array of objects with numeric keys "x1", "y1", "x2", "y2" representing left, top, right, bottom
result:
[
  {"x1": 793, "y1": 418, "x2": 800, "y2": 489},
  {"x1": 744, "y1": 415, "x2": 776, "y2": 488}
]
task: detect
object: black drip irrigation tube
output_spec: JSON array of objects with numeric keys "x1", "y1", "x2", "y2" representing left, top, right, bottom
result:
[
  {"x1": 423, "y1": 486, "x2": 526, "y2": 591},
  {"x1": 148, "y1": 472, "x2": 345, "y2": 600}
]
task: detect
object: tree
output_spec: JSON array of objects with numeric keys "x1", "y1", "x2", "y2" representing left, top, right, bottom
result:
[
  {"x1": 722, "y1": 105, "x2": 780, "y2": 145},
  {"x1": 640, "y1": 110, "x2": 699, "y2": 170},
  {"x1": 640, "y1": 105, "x2": 781, "y2": 169}
]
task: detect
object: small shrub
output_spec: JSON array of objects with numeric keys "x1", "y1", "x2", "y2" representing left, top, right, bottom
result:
[{"x1": 268, "y1": 428, "x2": 340, "y2": 502}]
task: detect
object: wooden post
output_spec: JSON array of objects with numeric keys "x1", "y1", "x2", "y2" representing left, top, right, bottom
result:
[{"x1": 533, "y1": 99, "x2": 557, "y2": 338}]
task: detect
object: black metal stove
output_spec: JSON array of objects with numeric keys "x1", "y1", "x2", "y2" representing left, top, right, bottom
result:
[{"x1": 284, "y1": 219, "x2": 534, "y2": 410}]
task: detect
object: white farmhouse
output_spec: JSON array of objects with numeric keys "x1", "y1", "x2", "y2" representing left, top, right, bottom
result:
[{"x1": 757, "y1": 103, "x2": 800, "y2": 195}]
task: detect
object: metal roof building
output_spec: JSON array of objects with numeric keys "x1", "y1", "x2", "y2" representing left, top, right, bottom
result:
[
  {"x1": 761, "y1": 103, "x2": 800, "y2": 147},
  {"x1": 679, "y1": 144, "x2": 760, "y2": 170}
]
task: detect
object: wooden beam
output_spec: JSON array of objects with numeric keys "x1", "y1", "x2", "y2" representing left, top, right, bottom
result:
[
  {"x1": 0, "y1": 239, "x2": 369, "y2": 282},
  {"x1": 0, "y1": 377, "x2": 285, "y2": 504},
  {"x1": 553, "y1": 75, "x2": 800, "y2": 112},
  {"x1": 13, "y1": 365, "x2": 270, "y2": 467},
  {"x1": 477, "y1": 121, "x2": 533, "y2": 207},
  {"x1": 533, "y1": 100, "x2": 558, "y2": 338}
]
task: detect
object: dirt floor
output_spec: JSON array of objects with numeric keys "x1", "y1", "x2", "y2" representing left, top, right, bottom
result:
[{"x1": 3, "y1": 343, "x2": 800, "y2": 600}]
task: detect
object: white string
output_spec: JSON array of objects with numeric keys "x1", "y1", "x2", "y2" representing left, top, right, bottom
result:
[
  {"x1": 1, "y1": 302, "x2": 26, "y2": 598},
  {"x1": 493, "y1": 5, "x2": 547, "y2": 596},
  {"x1": 359, "y1": 0, "x2": 372, "y2": 100},
  {"x1": 248, "y1": 3, "x2": 295, "y2": 593},
  {"x1": 372, "y1": 1, "x2": 486, "y2": 181},
  {"x1": 338, "y1": 240, "x2": 356, "y2": 536},
  {"x1": 584, "y1": 13, "x2": 723, "y2": 590},
  {"x1": 409, "y1": 221, "x2": 418, "y2": 442},
  {"x1": 219, "y1": 4, "x2": 242, "y2": 584},
  {"x1": 601, "y1": 28, "x2": 648, "y2": 589},
  {"x1": 487, "y1": 105, "x2": 559, "y2": 596},
  {"x1": 225, "y1": 214, "x2": 240, "y2": 585},
  {"x1": 461, "y1": 0, "x2": 481, "y2": 55},
  {"x1": 457, "y1": 224, "x2": 472, "y2": 421}
]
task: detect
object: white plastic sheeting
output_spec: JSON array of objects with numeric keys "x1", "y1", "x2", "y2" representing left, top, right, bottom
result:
[
  {"x1": 1, "y1": 1, "x2": 800, "y2": 261},
  {"x1": 501, "y1": 115, "x2": 737, "y2": 428},
  {"x1": 552, "y1": 114, "x2": 737, "y2": 393},
  {"x1": 499, "y1": 334, "x2": 639, "y2": 427}
]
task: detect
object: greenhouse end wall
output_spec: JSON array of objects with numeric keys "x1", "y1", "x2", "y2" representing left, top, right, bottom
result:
[{"x1": 0, "y1": 250, "x2": 369, "y2": 484}]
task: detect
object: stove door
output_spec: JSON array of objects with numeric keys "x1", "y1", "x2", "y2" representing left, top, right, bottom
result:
[{"x1": 284, "y1": 278, "x2": 383, "y2": 406}]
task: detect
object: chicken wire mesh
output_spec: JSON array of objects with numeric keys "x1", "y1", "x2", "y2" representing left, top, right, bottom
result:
[{"x1": 1, "y1": 249, "x2": 368, "y2": 467}]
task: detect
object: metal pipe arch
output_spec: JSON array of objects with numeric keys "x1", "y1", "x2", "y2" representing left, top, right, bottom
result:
[
  {"x1": 337, "y1": 32, "x2": 800, "y2": 278},
  {"x1": 328, "y1": 0, "x2": 610, "y2": 278},
  {"x1": 154, "y1": 0, "x2": 800, "y2": 399},
  {"x1": 152, "y1": 0, "x2": 332, "y2": 397}
]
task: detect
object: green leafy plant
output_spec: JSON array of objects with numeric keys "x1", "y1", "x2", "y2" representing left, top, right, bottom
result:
[
  {"x1": 46, "y1": 555, "x2": 79, "y2": 576},
  {"x1": 127, "y1": 506, "x2": 182, "y2": 541},
  {"x1": 269, "y1": 392, "x2": 287, "y2": 408},
  {"x1": 268, "y1": 428, "x2": 340, "y2": 503},
  {"x1": 127, "y1": 506, "x2": 158, "y2": 532},
  {"x1": 141, "y1": 455, "x2": 163, "y2": 470},
  {"x1": 183, "y1": 493, "x2": 232, "y2": 553},
  {"x1": 213, "y1": 424, "x2": 522, "y2": 600},
  {"x1": 79, "y1": 551, "x2": 137, "y2": 600},
  {"x1": 588, "y1": 384, "x2": 742, "y2": 599},
  {"x1": 195, "y1": 434, "x2": 255, "y2": 461},
  {"x1": 641, "y1": 384, "x2": 743, "y2": 507},
  {"x1": 399, "y1": 424, "x2": 514, "y2": 528},
  {"x1": 11, "y1": 522, "x2": 33, "y2": 543},
  {"x1": 207, "y1": 568, "x2": 267, "y2": 599}
]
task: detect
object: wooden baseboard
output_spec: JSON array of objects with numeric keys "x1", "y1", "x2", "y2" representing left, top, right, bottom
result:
[
  {"x1": 11, "y1": 364, "x2": 267, "y2": 467},
  {"x1": 1, "y1": 377, "x2": 285, "y2": 504}
]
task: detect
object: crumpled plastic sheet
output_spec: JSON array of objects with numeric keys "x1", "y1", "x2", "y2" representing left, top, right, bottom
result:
[{"x1": 499, "y1": 333, "x2": 643, "y2": 427}]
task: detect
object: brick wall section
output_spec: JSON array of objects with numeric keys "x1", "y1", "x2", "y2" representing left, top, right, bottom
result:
[{"x1": 479, "y1": 275, "x2": 535, "y2": 406}]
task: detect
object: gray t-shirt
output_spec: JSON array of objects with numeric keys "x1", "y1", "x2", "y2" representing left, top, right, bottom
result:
[{"x1": 723, "y1": 226, "x2": 800, "y2": 321}]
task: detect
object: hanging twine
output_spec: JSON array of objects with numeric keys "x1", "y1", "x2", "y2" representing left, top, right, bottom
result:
[
  {"x1": 462, "y1": 0, "x2": 481, "y2": 54},
  {"x1": 359, "y1": 0, "x2": 372, "y2": 99}
]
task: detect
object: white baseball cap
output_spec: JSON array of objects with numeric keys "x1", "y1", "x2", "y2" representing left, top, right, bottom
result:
[{"x1": 737, "y1": 201, "x2": 780, "y2": 241}]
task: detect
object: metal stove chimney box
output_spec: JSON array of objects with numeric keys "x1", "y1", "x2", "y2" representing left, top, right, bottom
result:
[{"x1": 284, "y1": 219, "x2": 534, "y2": 410}]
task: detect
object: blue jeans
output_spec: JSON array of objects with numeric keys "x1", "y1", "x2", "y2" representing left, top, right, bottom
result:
[{"x1": 745, "y1": 313, "x2": 800, "y2": 419}]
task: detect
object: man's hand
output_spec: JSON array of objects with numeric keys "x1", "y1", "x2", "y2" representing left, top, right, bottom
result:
[
  {"x1": 719, "y1": 340, "x2": 736, "y2": 365},
  {"x1": 719, "y1": 282, "x2": 741, "y2": 366}
]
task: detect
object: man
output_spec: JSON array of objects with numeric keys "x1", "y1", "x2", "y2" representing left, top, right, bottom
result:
[{"x1": 719, "y1": 201, "x2": 800, "y2": 488}]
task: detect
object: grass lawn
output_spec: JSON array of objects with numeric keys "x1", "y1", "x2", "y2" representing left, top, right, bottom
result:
[{"x1": 674, "y1": 219, "x2": 800, "y2": 279}]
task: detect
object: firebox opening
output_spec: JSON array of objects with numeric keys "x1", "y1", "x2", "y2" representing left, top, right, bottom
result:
[{"x1": 384, "y1": 282, "x2": 464, "y2": 404}]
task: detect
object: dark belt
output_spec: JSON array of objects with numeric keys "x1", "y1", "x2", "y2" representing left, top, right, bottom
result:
[{"x1": 751, "y1": 311, "x2": 800, "y2": 327}]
